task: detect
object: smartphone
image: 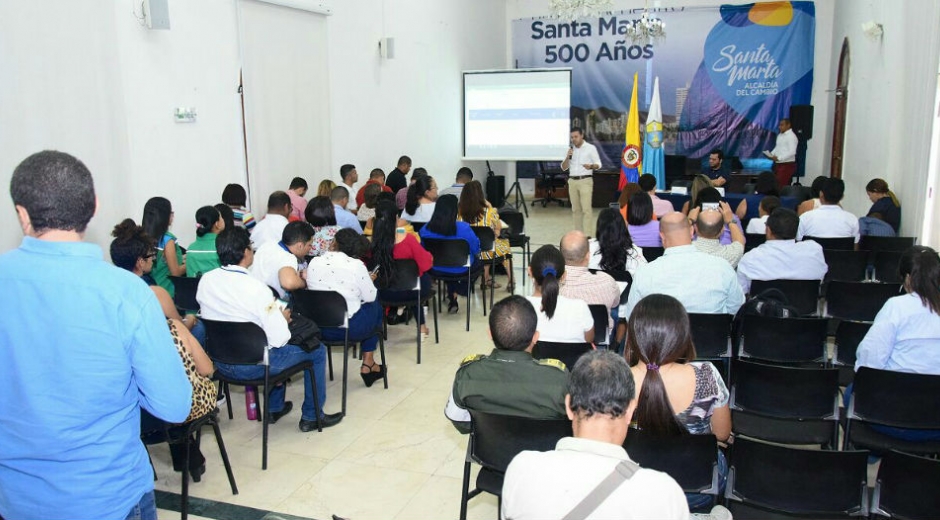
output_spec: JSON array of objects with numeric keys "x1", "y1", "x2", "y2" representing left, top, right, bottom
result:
[
  {"x1": 702, "y1": 202, "x2": 720, "y2": 211},
  {"x1": 274, "y1": 299, "x2": 288, "y2": 311},
  {"x1": 370, "y1": 265, "x2": 380, "y2": 275},
  {"x1": 608, "y1": 202, "x2": 621, "y2": 211}
]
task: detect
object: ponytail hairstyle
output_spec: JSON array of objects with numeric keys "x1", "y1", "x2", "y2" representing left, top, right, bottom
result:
[
  {"x1": 899, "y1": 246, "x2": 940, "y2": 315},
  {"x1": 110, "y1": 218, "x2": 155, "y2": 272},
  {"x1": 866, "y1": 178, "x2": 901, "y2": 208},
  {"x1": 369, "y1": 200, "x2": 399, "y2": 288},
  {"x1": 627, "y1": 294, "x2": 697, "y2": 436},
  {"x1": 195, "y1": 205, "x2": 221, "y2": 237},
  {"x1": 405, "y1": 175, "x2": 433, "y2": 216},
  {"x1": 530, "y1": 245, "x2": 566, "y2": 319}
]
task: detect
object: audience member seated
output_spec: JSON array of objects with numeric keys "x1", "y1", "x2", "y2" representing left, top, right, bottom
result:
[
  {"x1": 330, "y1": 185, "x2": 363, "y2": 233},
  {"x1": 142, "y1": 196, "x2": 186, "y2": 297},
  {"x1": 306, "y1": 195, "x2": 342, "y2": 256},
  {"x1": 526, "y1": 245, "x2": 594, "y2": 343},
  {"x1": 627, "y1": 294, "x2": 731, "y2": 509},
  {"x1": 338, "y1": 164, "x2": 360, "y2": 213},
  {"x1": 625, "y1": 213, "x2": 744, "y2": 318},
  {"x1": 861, "y1": 178, "x2": 902, "y2": 236},
  {"x1": 222, "y1": 182, "x2": 256, "y2": 230},
  {"x1": 734, "y1": 171, "x2": 779, "y2": 222},
  {"x1": 501, "y1": 351, "x2": 693, "y2": 520},
  {"x1": 617, "y1": 182, "x2": 642, "y2": 222},
  {"x1": 396, "y1": 166, "x2": 424, "y2": 211},
  {"x1": 402, "y1": 174, "x2": 438, "y2": 222},
  {"x1": 744, "y1": 196, "x2": 781, "y2": 234},
  {"x1": 628, "y1": 191, "x2": 662, "y2": 248},
  {"x1": 307, "y1": 228, "x2": 386, "y2": 386},
  {"x1": 316, "y1": 179, "x2": 336, "y2": 198},
  {"x1": 458, "y1": 180, "x2": 513, "y2": 290},
  {"x1": 639, "y1": 173, "x2": 675, "y2": 218},
  {"x1": 386, "y1": 155, "x2": 412, "y2": 194},
  {"x1": 797, "y1": 177, "x2": 859, "y2": 243},
  {"x1": 681, "y1": 174, "x2": 714, "y2": 215},
  {"x1": 796, "y1": 175, "x2": 827, "y2": 216},
  {"x1": 355, "y1": 168, "x2": 393, "y2": 208},
  {"x1": 560, "y1": 231, "x2": 620, "y2": 333},
  {"x1": 250, "y1": 191, "x2": 292, "y2": 250},
  {"x1": 356, "y1": 182, "x2": 383, "y2": 223},
  {"x1": 691, "y1": 201, "x2": 744, "y2": 268},
  {"x1": 215, "y1": 203, "x2": 235, "y2": 235},
  {"x1": 590, "y1": 208, "x2": 647, "y2": 275},
  {"x1": 439, "y1": 166, "x2": 473, "y2": 198},
  {"x1": 701, "y1": 149, "x2": 730, "y2": 187},
  {"x1": 287, "y1": 176, "x2": 308, "y2": 222},
  {"x1": 364, "y1": 192, "x2": 420, "y2": 240},
  {"x1": 444, "y1": 295, "x2": 568, "y2": 434},
  {"x1": 737, "y1": 208, "x2": 827, "y2": 294},
  {"x1": 692, "y1": 188, "x2": 743, "y2": 245},
  {"x1": 250, "y1": 221, "x2": 313, "y2": 299},
  {"x1": 419, "y1": 194, "x2": 481, "y2": 314},
  {"x1": 186, "y1": 205, "x2": 225, "y2": 277},
  {"x1": 370, "y1": 200, "x2": 434, "y2": 338},
  {"x1": 197, "y1": 227, "x2": 340, "y2": 431}
]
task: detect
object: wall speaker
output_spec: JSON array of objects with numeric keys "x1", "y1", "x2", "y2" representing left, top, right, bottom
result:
[{"x1": 789, "y1": 105, "x2": 814, "y2": 141}]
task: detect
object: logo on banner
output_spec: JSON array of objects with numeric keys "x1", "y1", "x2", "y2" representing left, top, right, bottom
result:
[{"x1": 622, "y1": 145, "x2": 641, "y2": 168}]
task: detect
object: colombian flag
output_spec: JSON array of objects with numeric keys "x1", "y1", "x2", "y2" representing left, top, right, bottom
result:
[{"x1": 620, "y1": 72, "x2": 642, "y2": 190}]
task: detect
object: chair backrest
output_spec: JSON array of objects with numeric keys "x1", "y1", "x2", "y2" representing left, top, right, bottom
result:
[
  {"x1": 849, "y1": 367, "x2": 940, "y2": 429},
  {"x1": 291, "y1": 289, "x2": 348, "y2": 328},
  {"x1": 726, "y1": 437, "x2": 869, "y2": 516},
  {"x1": 201, "y1": 319, "x2": 267, "y2": 365},
  {"x1": 358, "y1": 220, "x2": 369, "y2": 230},
  {"x1": 385, "y1": 259, "x2": 421, "y2": 292},
  {"x1": 501, "y1": 212, "x2": 525, "y2": 238},
  {"x1": 641, "y1": 246, "x2": 665, "y2": 262},
  {"x1": 803, "y1": 236, "x2": 855, "y2": 251},
  {"x1": 823, "y1": 249, "x2": 870, "y2": 282},
  {"x1": 742, "y1": 182, "x2": 756, "y2": 195},
  {"x1": 468, "y1": 410, "x2": 572, "y2": 472},
  {"x1": 170, "y1": 276, "x2": 200, "y2": 313},
  {"x1": 589, "y1": 268, "x2": 632, "y2": 284},
  {"x1": 826, "y1": 281, "x2": 901, "y2": 321},
  {"x1": 731, "y1": 360, "x2": 839, "y2": 419},
  {"x1": 532, "y1": 341, "x2": 592, "y2": 371},
  {"x1": 587, "y1": 304, "x2": 610, "y2": 346},
  {"x1": 739, "y1": 315, "x2": 829, "y2": 363},
  {"x1": 744, "y1": 233, "x2": 766, "y2": 252},
  {"x1": 470, "y1": 226, "x2": 496, "y2": 253},
  {"x1": 687, "y1": 313, "x2": 733, "y2": 358},
  {"x1": 859, "y1": 235, "x2": 916, "y2": 253},
  {"x1": 872, "y1": 450, "x2": 940, "y2": 520},
  {"x1": 410, "y1": 221, "x2": 425, "y2": 233},
  {"x1": 422, "y1": 238, "x2": 471, "y2": 268},
  {"x1": 834, "y1": 320, "x2": 873, "y2": 366},
  {"x1": 779, "y1": 185, "x2": 811, "y2": 203},
  {"x1": 872, "y1": 250, "x2": 904, "y2": 283},
  {"x1": 624, "y1": 430, "x2": 720, "y2": 494},
  {"x1": 749, "y1": 279, "x2": 820, "y2": 316}
]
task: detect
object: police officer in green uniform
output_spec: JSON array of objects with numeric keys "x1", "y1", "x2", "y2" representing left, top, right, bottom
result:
[{"x1": 445, "y1": 295, "x2": 569, "y2": 434}]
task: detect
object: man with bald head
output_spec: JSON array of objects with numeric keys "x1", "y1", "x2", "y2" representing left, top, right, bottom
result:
[
  {"x1": 624, "y1": 213, "x2": 744, "y2": 318},
  {"x1": 559, "y1": 230, "x2": 620, "y2": 334},
  {"x1": 692, "y1": 201, "x2": 744, "y2": 268}
]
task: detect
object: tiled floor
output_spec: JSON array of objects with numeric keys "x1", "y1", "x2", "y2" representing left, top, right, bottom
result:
[{"x1": 154, "y1": 202, "x2": 588, "y2": 520}]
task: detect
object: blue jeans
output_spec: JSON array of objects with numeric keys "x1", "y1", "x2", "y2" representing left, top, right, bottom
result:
[
  {"x1": 685, "y1": 449, "x2": 728, "y2": 511},
  {"x1": 215, "y1": 344, "x2": 327, "y2": 421},
  {"x1": 190, "y1": 318, "x2": 207, "y2": 346},
  {"x1": 379, "y1": 275, "x2": 431, "y2": 325},
  {"x1": 321, "y1": 300, "x2": 383, "y2": 353},
  {"x1": 125, "y1": 491, "x2": 157, "y2": 520}
]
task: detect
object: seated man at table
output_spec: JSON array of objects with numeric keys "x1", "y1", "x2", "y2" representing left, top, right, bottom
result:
[
  {"x1": 737, "y1": 208, "x2": 828, "y2": 294},
  {"x1": 701, "y1": 149, "x2": 730, "y2": 187}
]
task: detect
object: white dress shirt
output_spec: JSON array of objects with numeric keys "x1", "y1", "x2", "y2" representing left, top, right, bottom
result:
[
  {"x1": 341, "y1": 181, "x2": 360, "y2": 211},
  {"x1": 525, "y1": 295, "x2": 594, "y2": 343},
  {"x1": 249, "y1": 241, "x2": 298, "y2": 299},
  {"x1": 562, "y1": 141, "x2": 601, "y2": 179},
  {"x1": 250, "y1": 214, "x2": 289, "y2": 250},
  {"x1": 306, "y1": 251, "x2": 377, "y2": 317},
  {"x1": 746, "y1": 215, "x2": 768, "y2": 234},
  {"x1": 196, "y1": 265, "x2": 290, "y2": 348},
  {"x1": 798, "y1": 205, "x2": 860, "y2": 243},
  {"x1": 855, "y1": 293, "x2": 940, "y2": 375},
  {"x1": 771, "y1": 128, "x2": 798, "y2": 163},
  {"x1": 736, "y1": 239, "x2": 828, "y2": 294},
  {"x1": 401, "y1": 202, "x2": 437, "y2": 223}
]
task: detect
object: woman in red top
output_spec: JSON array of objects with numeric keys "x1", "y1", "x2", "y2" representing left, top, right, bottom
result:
[{"x1": 370, "y1": 199, "x2": 434, "y2": 338}]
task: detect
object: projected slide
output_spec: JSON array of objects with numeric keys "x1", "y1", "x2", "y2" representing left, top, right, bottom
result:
[{"x1": 463, "y1": 69, "x2": 572, "y2": 160}]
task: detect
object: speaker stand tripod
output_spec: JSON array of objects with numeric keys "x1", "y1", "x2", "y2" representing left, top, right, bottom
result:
[{"x1": 505, "y1": 180, "x2": 528, "y2": 217}]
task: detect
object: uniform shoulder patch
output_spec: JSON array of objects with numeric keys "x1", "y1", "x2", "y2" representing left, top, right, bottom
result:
[
  {"x1": 460, "y1": 354, "x2": 486, "y2": 366},
  {"x1": 537, "y1": 358, "x2": 567, "y2": 371}
]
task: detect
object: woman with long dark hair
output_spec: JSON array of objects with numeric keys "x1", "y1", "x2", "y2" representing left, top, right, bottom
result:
[
  {"x1": 458, "y1": 180, "x2": 513, "y2": 290},
  {"x1": 221, "y1": 183, "x2": 255, "y2": 229},
  {"x1": 142, "y1": 196, "x2": 185, "y2": 297},
  {"x1": 305, "y1": 195, "x2": 341, "y2": 256},
  {"x1": 797, "y1": 175, "x2": 828, "y2": 215},
  {"x1": 419, "y1": 194, "x2": 480, "y2": 314},
  {"x1": 627, "y1": 192, "x2": 661, "y2": 248},
  {"x1": 590, "y1": 208, "x2": 646, "y2": 275},
  {"x1": 402, "y1": 175, "x2": 438, "y2": 222},
  {"x1": 185, "y1": 205, "x2": 225, "y2": 277},
  {"x1": 525, "y1": 245, "x2": 593, "y2": 343},
  {"x1": 215, "y1": 203, "x2": 235, "y2": 232},
  {"x1": 861, "y1": 178, "x2": 902, "y2": 235},
  {"x1": 371, "y1": 200, "x2": 433, "y2": 338}
]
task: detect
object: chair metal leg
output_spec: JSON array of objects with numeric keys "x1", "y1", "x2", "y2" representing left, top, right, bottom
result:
[
  {"x1": 341, "y1": 331, "x2": 350, "y2": 417},
  {"x1": 261, "y1": 370, "x2": 270, "y2": 470},
  {"x1": 327, "y1": 345, "x2": 334, "y2": 381},
  {"x1": 433, "y1": 294, "x2": 440, "y2": 344},
  {"x1": 211, "y1": 417, "x2": 239, "y2": 495},
  {"x1": 416, "y1": 298, "x2": 422, "y2": 364},
  {"x1": 459, "y1": 441, "x2": 474, "y2": 520},
  {"x1": 223, "y1": 382, "x2": 233, "y2": 420},
  {"x1": 466, "y1": 272, "x2": 471, "y2": 332},
  {"x1": 182, "y1": 439, "x2": 191, "y2": 520},
  {"x1": 379, "y1": 333, "x2": 389, "y2": 389},
  {"x1": 307, "y1": 367, "x2": 322, "y2": 432}
]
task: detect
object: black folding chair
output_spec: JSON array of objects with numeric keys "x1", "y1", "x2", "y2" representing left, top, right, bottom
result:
[
  {"x1": 501, "y1": 212, "x2": 530, "y2": 289},
  {"x1": 624, "y1": 430, "x2": 721, "y2": 498},
  {"x1": 378, "y1": 259, "x2": 438, "y2": 364},
  {"x1": 750, "y1": 279, "x2": 820, "y2": 316},
  {"x1": 803, "y1": 235, "x2": 855, "y2": 250},
  {"x1": 738, "y1": 315, "x2": 829, "y2": 365},
  {"x1": 833, "y1": 320, "x2": 873, "y2": 387},
  {"x1": 823, "y1": 249, "x2": 870, "y2": 282},
  {"x1": 422, "y1": 238, "x2": 484, "y2": 332},
  {"x1": 532, "y1": 341, "x2": 592, "y2": 372},
  {"x1": 170, "y1": 275, "x2": 200, "y2": 313},
  {"x1": 825, "y1": 281, "x2": 902, "y2": 321},
  {"x1": 687, "y1": 313, "x2": 733, "y2": 382},
  {"x1": 641, "y1": 246, "x2": 665, "y2": 262},
  {"x1": 872, "y1": 250, "x2": 904, "y2": 283},
  {"x1": 871, "y1": 450, "x2": 940, "y2": 520},
  {"x1": 587, "y1": 304, "x2": 610, "y2": 348},
  {"x1": 725, "y1": 437, "x2": 869, "y2": 519},
  {"x1": 460, "y1": 411, "x2": 572, "y2": 520},
  {"x1": 844, "y1": 367, "x2": 940, "y2": 456},
  {"x1": 291, "y1": 289, "x2": 388, "y2": 416},
  {"x1": 470, "y1": 226, "x2": 512, "y2": 311},
  {"x1": 859, "y1": 235, "x2": 916, "y2": 253},
  {"x1": 730, "y1": 360, "x2": 840, "y2": 448},
  {"x1": 744, "y1": 233, "x2": 766, "y2": 252},
  {"x1": 201, "y1": 319, "x2": 321, "y2": 469}
]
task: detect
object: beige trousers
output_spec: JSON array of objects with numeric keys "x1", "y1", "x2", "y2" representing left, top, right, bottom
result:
[{"x1": 568, "y1": 177, "x2": 594, "y2": 233}]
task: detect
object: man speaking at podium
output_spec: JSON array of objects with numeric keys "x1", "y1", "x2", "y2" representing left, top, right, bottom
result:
[{"x1": 562, "y1": 127, "x2": 601, "y2": 232}]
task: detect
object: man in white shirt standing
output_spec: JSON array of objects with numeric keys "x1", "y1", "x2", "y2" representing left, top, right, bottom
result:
[
  {"x1": 250, "y1": 221, "x2": 313, "y2": 299},
  {"x1": 767, "y1": 118, "x2": 798, "y2": 187},
  {"x1": 198, "y1": 227, "x2": 342, "y2": 432},
  {"x1": 339, "y1": 164, "x2": 360, "y2": 213},
  {"x1": 738, "y1": 208, "x2": 828, "y2": 294},
  {"x1": 798, "y1": 178, "x2": 860, "y2": 243},
  {"x1": 562, "y1": 127, "x2": 601, "y2": 233},
  {"x1": 250, "y1": 191, "x2": 292, "y2": 250}
]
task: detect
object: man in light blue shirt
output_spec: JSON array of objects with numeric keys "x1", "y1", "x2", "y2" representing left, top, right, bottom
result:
[
  {"x1": 331, "y1": 185, "x2": 363, "y2": 233},
  {"x1": 0, "y1": 151, "x2": 192, "y2": 520},
  {"x1": 737, "y1": 208, "x2": 828, "y2": 294},
  {"x1": 625, "y1": 213, "x2": 744, "y2": 318}
]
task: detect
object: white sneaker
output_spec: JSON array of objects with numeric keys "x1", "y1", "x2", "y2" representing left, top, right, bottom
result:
[{"x1": 691, "y1": 505, "x2": 732, "y2": 520}]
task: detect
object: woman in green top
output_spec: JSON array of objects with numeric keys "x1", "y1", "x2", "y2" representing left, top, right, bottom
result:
[
  {"x1": 186, "y1": 206, "x2": 225, "y2": 277},
  {"x1": 142, "y1": 197, "x2": 186, "y2": 297}
]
